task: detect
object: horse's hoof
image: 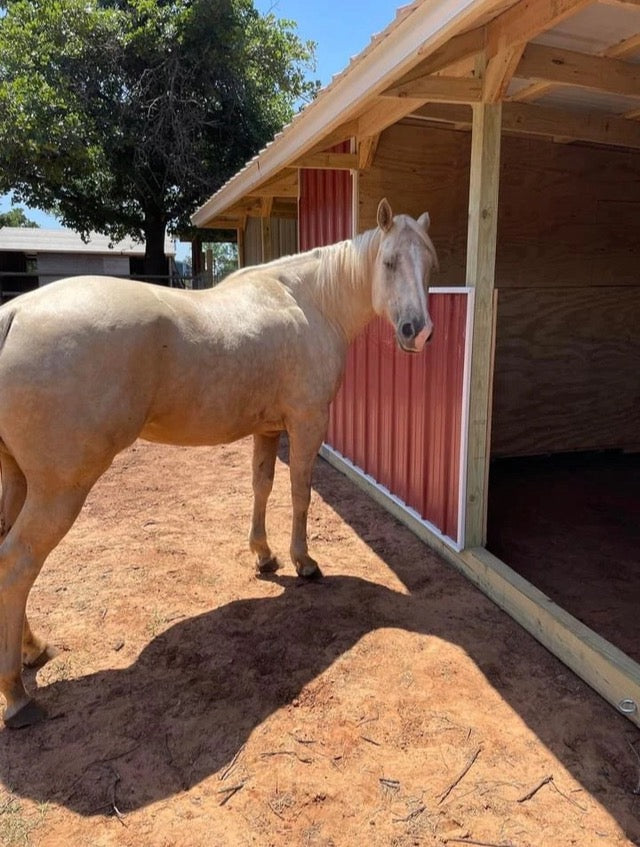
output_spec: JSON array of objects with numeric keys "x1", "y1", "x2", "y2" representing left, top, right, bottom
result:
[
  {"x1": 4, "y1": 699, "x2": 47, "y2": 729},
  {"x1": 256, "y1": 556, "x2": 280, "y2": 575},
  {"x1": 296, "y1": 560, "x2": 323, "y2": 580},
  {"x1": 24, "y1": 644, "x2": 58, "y2": 670}
]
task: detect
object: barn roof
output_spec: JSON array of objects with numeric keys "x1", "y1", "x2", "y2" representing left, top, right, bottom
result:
[
  {"x1": 191, "y1": 0, "x2": 640, "y2": 230},
  {"x1": 0, "y1": 227, "x2": 175, "y2": 256}
]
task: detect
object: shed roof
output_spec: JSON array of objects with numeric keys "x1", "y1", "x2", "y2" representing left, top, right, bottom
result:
[
  {"x1": 0, "y1": 227, "x2": 175, "y2": 256},
  {"x1": 192, "y1": 0, "x2": 640, "y2": 230}
]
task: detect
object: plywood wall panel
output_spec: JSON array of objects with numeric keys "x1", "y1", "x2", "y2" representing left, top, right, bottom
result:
[
  {"x1": 496, "y1": 136, "x2": 640, "y2": 289},
  {"x1": 358, "y1": 123, "x2": 471, "y2": 288},
  {"x1": 492, "y1": 287, "x2": 640, "y2": 456}
]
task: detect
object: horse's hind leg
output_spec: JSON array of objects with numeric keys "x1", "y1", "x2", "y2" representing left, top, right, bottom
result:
[
  {"x1": 287, "y1": 413, "x2": 328, "y2": 578},
  {"x1": 0, "y1": 484, "x2": 91, "y2": 728},
  {"x1": 249, "y1": 433, "x2": 281, "y2": 574},
  {"x1": 0, "y1": 455, "x2": 47, "y2": 667},
  {"x1": 0, "y1": 455, "x2": 50, "y2": 668}
]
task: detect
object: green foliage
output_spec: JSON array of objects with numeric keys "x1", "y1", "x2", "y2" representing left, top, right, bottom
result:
[
  {"x1": 207, "y1": 241, "x2": 238, "y2": 283},
  {"x1": 0, "y1": 207, "x2": 39, "y2": 228},
  {"x1": 0, "y1": 0, "x2": 318, "y2": 273}
]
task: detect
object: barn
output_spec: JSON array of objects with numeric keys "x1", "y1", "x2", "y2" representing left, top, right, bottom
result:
[
  {"x1": 0, "y1": 227, "x2": 177, "y2": 299},
  {"x1": 191, "y1": 0, "x2": 640, "y2": 726}
]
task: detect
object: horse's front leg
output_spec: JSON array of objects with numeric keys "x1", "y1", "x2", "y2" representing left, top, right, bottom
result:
[
  {"x1": 287, "y1": 413, "x2": 328, "y2": 578},
  {"x1": 249, "y1": 432, "x2": 281, "y2": 574}
]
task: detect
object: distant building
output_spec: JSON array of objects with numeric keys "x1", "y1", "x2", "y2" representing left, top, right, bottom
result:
[{"x1": 0, "y1": 227, "x2": 176, "y2": 300}]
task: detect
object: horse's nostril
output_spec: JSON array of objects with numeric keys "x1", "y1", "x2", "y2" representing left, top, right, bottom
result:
[{"x1": 401, "y1": 322, "x2": 413, "y2": 339}]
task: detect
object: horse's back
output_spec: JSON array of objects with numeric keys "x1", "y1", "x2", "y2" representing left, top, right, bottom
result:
[{"x1": 0, "y1": 276, "x2": 178, "y2": 471}]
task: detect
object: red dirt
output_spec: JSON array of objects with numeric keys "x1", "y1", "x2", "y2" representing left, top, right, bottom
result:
[{"x1": 1, "y1": 438, "x2": 639, "y2": 846}]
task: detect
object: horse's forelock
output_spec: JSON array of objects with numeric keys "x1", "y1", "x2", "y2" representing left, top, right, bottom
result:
[{"x1": 394, "y1": 215, "x2": 439, "y2": 270}]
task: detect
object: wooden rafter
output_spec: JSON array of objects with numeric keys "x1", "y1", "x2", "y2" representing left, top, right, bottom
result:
[
  {"x1": 482, "y1": 44, "x2": 526, "y2": 102},
  {"x1": 304, "y1": 120, "x2": 359, "y2": 156},
  {"x1": 358, "y1": 134, "x2": 381, "y2": 169},
  {"x1": 516, "y1": 43, "x2": 640, "y2": 98},
  {"x1": 485, "y1": 0, "x2": 593, "y2": 57},
  {"x1": 382, "y1": 75, "x2": 482, "y2": 103},
  {"x1": 512, "y1": 30, "x2": 640, "y2": 105},
  {"x1": 385, "y1": 27, "x2": 486, "y2": 91},
  {"x1": 290, "y1": 151, "x2": 358, "y2": 170},
  {"x1": 605, "y1": 32, "x2": 640, "y2": 59},
  {"x1": 247, "y1": 171, "x2": 298, "y2": 198},
  {"x1": 357, "y1": 95, "x2": 426, "y2": 139},
  {"x1": 412, "y1": 100, "x2": 640, "y2": 149}
]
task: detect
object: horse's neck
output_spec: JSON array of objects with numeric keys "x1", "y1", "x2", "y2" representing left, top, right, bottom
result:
[{"x1": 312, "y1": 231, "x2": 379, "y2": 343}]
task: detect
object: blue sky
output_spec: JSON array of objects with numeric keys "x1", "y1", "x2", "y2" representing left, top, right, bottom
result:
[{"x1": 1, "y1": 0, "x2": 396, "y2": 241}]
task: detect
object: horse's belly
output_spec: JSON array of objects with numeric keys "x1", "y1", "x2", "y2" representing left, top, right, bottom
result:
[{"x1": 139, "y1": 406, "x2": 285, "y2": 447}]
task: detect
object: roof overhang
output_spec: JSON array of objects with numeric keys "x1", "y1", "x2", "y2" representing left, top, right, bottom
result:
[{"x1": 192, "y1": 0, "x2": 640, "y2": 229}]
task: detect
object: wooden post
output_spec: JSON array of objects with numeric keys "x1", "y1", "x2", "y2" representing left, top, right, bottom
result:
[
  {"x1": 464, "y1": 101, "x2": 502, "y2": 548},
  {"x1": 261, "y1": 216, "x2": 272, "y2": 263},
  {"x1": 236, "y1": 226, "x2": 245, "y2": 269}
]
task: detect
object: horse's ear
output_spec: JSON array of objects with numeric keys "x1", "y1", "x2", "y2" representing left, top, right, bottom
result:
[
  {"x1": 417, "y1": 211, "x2": 431, "y2": 233},
  {"x1": 376, "y1": 198, "x2": 393, "y2": 233}
]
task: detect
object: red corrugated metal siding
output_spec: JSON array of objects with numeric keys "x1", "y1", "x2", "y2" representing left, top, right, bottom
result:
[
  {"x1": 298, "y1": 144, "x2": 353, "y2": 451},
  {"x1": 328, "y1": 295, "x2": 469, "y2": 545},
  {"x1": 298, "y1": 153, "x2": 468, "y2": 545}
]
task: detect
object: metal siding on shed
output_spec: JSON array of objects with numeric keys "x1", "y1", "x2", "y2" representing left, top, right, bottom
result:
[
  {"x1": 328, "y1": 294, "x2": 470, "y2": 547},
  {"x1": 298, "y1": 143, "x2": 353, "y2": 452},
  {"x1": 298, "y1": 153, "x2": 469, "y2": 547}
]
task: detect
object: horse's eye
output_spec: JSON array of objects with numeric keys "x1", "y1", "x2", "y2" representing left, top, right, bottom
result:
[{"x1": 383, "y1": 258, "x2": 395, "y2": 271}]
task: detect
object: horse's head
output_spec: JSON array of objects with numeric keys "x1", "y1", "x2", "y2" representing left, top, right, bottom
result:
[{"x1": 371, "y1": 198, "x2": 438, "y2": 353}]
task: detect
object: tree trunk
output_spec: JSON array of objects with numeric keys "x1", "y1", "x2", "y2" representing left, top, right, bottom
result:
[{"x1": 143, "y1": 214, "x2": 169, "y2": 283}]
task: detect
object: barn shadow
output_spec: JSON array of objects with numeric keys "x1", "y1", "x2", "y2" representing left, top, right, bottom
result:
[{"x1": 0, "y1": 446, "x2": 637, "y2": 842}]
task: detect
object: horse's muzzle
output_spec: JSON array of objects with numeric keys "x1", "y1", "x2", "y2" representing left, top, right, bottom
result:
[{"x1": 397, "y1": 317, "x2": 433, "y2": 353}]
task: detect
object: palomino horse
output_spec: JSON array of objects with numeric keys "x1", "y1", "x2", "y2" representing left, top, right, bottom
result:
[{"x1": 0, "y1": 199, "x2": 437, "y2": 728}]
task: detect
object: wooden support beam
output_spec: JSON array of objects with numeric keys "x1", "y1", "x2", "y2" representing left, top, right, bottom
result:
[
  {"x1": 516, "y1": 43, "x2": 640, "y2": 98},
  {"x1": 260, "y1": 196, "x2": 274, "y2": 218},
  {"x1": 485, "y1": 0, "x2": 592, "y2": 57},
  {"x1": 201, "y1": 217, "x2": 244, "y2": 229},
  {"x1": 304, "y1": 120, "x2": 359, "y2": 156},
  {"x1": 414, "y1": 100, "x2": 640, "y2": 150},
  {"x1": 504, "y1": 101, "x2": 640, "y2": 149},
  {"x1": 510, "y1": 30, "x2": 640, "y2": 104},
  {"x1": 482, "y1": 45, "x2": 526, "y2": 103},
  {"x1": 236, "y1": 226, "x2": 245, "y2": 269},
  {"x1": 605, "y1": 32, "x2": 640, "y2": 59},
  {"x1": 464, "y1": 100, "x2": 502, "y2": 548},
  {"x1": 385, "y1": 27, "x2": 486, "y2": 90},
  {"x1": 357, "y1": 95, "x2": 427, "y2": 139},
  {"x1": 358, "y1": 134, "x2": 380, "y2": 169},
  {"x1": 261, "y1": 216, "x2": 272, "y2": 263},
  {"x1": 461, "y1": 548, "x2": 640, "y2": 729},
  {"x1": 248, "y1": 171, "x2": 298, "y2": 198},
  {"x1": 412, "y1": 103, "x2": 474, "y2": 125},
  {"x1": 291, "y1": 151, "x2": 358, "y2": 170},
  {"x1": 382, "y1": 75, "x2": 482, "y2": 103}
]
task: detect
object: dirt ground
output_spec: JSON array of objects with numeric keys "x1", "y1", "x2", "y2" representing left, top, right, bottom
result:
[{"x1": 1, "y1": 437, "x2": 639, "y2": 847}]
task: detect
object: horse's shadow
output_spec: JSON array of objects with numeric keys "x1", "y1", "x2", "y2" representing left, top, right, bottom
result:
[
  {"x1": 0, "y1": 573, "x2": 450, "y2": 814},
  {"x1": 0, "y1": 449, "x2": 638, "y2": 841}
]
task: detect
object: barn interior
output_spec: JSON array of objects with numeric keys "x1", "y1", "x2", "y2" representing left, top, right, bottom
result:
[
  {"x1": 354, "y1": 110, "x2": 640, "y2": 662},
  {"x1": 486, "y1": 129, "x2": 640, "y2": 664}
]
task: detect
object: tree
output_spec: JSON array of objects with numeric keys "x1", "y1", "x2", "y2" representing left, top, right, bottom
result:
[
  {"x1": 0, "y1": 207, "x2": 39, "y2": 228},
  {"x1": 0, "y1": 1, "x2": 317, "y2": 278}
]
